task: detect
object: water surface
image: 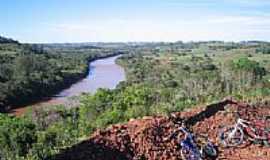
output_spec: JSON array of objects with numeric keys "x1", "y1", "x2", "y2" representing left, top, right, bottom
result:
[
  {"x1": 13, "y1": 55, "x2": 125, "y2": 115},
  {"x1": 55, "y1": 55, "x2": 125, "y2": 101}
]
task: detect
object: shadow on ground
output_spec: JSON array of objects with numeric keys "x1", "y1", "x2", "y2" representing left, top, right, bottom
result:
[{"x1": 49, "y1": 140, "x2": 132, "y2": 160}]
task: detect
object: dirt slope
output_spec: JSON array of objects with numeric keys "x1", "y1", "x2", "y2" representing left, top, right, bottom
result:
[{"x1": 52, "y1": 99, "x2": 270, "y2": 160}]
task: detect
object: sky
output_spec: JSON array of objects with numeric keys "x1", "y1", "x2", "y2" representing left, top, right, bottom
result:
[{"x1": 0, "y1": 0, "x2": 270, "y2": 43}]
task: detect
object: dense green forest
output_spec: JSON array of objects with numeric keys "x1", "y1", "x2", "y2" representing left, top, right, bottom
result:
[
  {"x1": 1, "y1": 38, "x2": 270, "y2": 159},
  {"x1": 0, "y1": 36, "x2": 124, "y2": 111}
]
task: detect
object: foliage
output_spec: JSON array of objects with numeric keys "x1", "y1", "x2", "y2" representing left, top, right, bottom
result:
[
  {"x1": 0, "y1": 114, "x2": 36, "y2": 159},
  {"x1": 1, "y1": 39, "x2": 270, "y2": 159},
  {"x1": 0, "y1": 37, "x2": 121, "y2": 111}
]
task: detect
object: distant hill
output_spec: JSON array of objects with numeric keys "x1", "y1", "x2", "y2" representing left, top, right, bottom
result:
[{"x1": 0, "y1": 36, "x2": 19, "y2": 44}]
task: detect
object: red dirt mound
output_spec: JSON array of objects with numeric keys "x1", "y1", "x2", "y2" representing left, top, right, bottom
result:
[{"x1": 52, "y1": 99, "x2": 270, "y2": 160}]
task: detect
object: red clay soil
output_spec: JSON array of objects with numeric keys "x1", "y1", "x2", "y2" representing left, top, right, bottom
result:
[
  {"x1": 52, "y1": 99, "x2": 270, "y2": 160},
  {"x1": 10, "y1": 99, "x2": 64, "y2": 117}
]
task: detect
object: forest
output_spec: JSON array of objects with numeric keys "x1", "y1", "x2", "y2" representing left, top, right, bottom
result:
[
  {"x1": 0, "y1": 37, "x2": 270, "y2": 159},
  {"x1": 0, "y1": 36, "x2": 124, "y2": 111}
]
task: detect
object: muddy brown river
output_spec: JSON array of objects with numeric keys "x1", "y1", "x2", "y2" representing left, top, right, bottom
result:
[
  {"x1": 12, "y1": 55, "x2": 125, "y2": 116},
  {"x1": 53, "y1": 55, "x2": 125, "y2": 100}
]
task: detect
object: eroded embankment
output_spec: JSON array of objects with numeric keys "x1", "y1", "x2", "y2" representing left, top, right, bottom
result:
[{"x1": 52, "y1": 99, "x2": 270, "y2": 160}]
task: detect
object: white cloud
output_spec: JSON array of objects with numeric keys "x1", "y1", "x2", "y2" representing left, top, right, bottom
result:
[
  {"x1": 162, "y1": 0, "x2": 216, "y2": 7},
  {"x1": 228, "y1": 0, "x2": 270, "y2": 6},
  {"x1": 31, "y1": 14, "x2": 270, "y2": 43}
]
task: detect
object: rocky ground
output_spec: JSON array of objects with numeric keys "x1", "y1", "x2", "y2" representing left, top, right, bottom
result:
[{"x1": 52, "y1": 99, "x2": 270, "y2": 160}]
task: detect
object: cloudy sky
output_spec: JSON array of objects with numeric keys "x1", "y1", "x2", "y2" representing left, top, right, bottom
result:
[{"x1": 1, "y1": 0, "x2": 270, "y2": 43}]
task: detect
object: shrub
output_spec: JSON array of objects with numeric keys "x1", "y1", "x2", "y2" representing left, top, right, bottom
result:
[{"x1": 0, "y1": 114, "x2": 36, "y2": 159}]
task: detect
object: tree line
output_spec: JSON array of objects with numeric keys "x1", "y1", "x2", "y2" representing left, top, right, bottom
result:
[
  {"x1": 0, "y1": 37, "x2": 123, "y2": 111},
  {"x1": 0, "y1": 40, "x2": 270, "y2": 159}
]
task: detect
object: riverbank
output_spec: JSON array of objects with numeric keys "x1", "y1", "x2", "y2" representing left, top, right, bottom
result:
[{"x1": 9, "y1": 53, "x2": 126, "y2": 116}]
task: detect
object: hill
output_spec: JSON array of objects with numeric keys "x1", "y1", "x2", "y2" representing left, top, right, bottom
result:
[
  {"x1": 0, "y1": 36, "x2": 123, "y2": 111},
  {"x1": 52, "y1": 99, "x2": 270, "y2": 160},
  {"x1": 1, "y1": 40, "x2": 270, "y2": 160},
  {"x1": 0, "y1": 36, "x2": 18, "y2": 44}
]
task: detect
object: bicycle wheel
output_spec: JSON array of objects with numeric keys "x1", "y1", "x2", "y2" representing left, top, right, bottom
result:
[
  {"x1": 263, "y1": 139, "x2": 270, "y2": 147},
  {"x1": 219, "y1": 125, "x2": 244, "y2": 147},
  {"x1": 180, "y1": 147, "x2": 202, "y2": 160},
  {"x1": 247, "y1": 125, "x2": 268, "y2": 141},
  {"x1": 202, "y1": 143, "x2": 217, "y2": 158}
]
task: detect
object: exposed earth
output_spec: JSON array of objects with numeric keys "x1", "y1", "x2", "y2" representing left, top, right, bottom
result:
[{"x1": 52, "y1": 99, "x2": 270, "y2": 160}]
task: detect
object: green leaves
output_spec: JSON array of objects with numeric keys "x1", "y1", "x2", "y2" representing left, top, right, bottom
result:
[
  {"x1": 0, "y1": 114, "x2": 37, "y2": 159},
  {"x1": 232, "y1": 57, "x2": 260, "y2": 71},
  {"x1": 1, "y1": 41, "x2": 270, "y2": 160},
  {"x1": 0, "y1": 41, "x2": 119, "y2": 110}
]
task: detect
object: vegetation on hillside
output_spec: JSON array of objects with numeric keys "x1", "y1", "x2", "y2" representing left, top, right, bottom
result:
[
  {"x1": 0, "y1": 39, "x2": 270, "y2": 159},
  {"x1": 0, "y1": 37, "x2": 124, "y2": 111}
]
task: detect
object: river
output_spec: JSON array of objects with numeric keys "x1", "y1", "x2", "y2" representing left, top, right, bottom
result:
[{"x1": 12, "y1": 55, "x2": 125, "y2": 116}]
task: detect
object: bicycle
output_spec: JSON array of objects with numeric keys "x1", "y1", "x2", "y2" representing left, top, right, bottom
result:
[
  {"x1": 168, "y1": 114, "x2": 217, "y2": 160},
  {"x1": 219, "y1": 112, "x2": 270, "y2": 148}
]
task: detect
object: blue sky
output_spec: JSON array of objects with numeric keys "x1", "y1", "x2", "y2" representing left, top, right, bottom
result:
[{"x1": 1, "y1": 0, "x2": 270, "y2": 43}]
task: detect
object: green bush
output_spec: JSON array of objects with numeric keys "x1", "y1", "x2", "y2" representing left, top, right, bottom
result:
[{"x1": 0, "y1": 114, "x2": 36, "y2": 159}]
